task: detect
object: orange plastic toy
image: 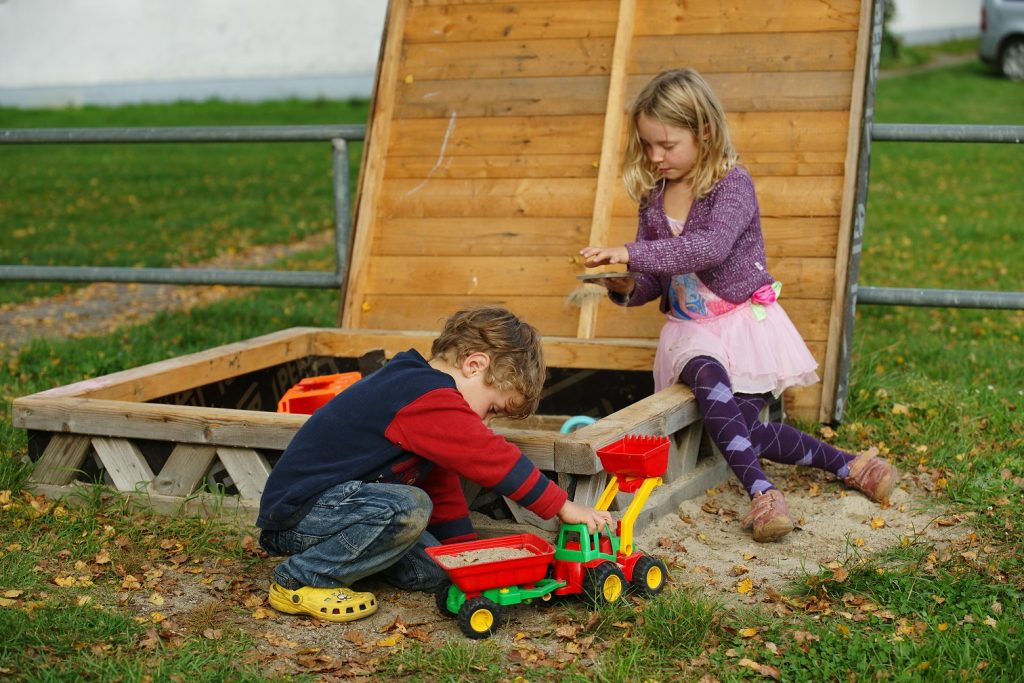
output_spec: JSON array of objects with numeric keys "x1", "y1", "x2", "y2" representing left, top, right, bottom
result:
[{"x1": 276, "y1": 372, "x2": 361, "y2": 414}]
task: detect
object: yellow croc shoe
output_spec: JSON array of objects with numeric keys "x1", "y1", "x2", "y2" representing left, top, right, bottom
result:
[{"x1": 268, "y1": 583, "x2": 378, "y2": 623}]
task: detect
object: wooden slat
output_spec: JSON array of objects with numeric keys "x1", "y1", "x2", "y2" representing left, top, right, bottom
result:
[
  {"x1": 378, "y1": 177, "x2": 596, "y2": 219},
  {"x1": 633, "y1": 0, "x2": 862, "y2": 35},
  {"x1": 13, "y1": 397, "x2": 308, "y2": 451},
  {"x1": 383, "y1": 154, "x2": 600, "y2": 179},
  {"x1": 374, "y1": 217, "x2": 591, "y2": 256},
  {"x1": 30, "y1": 434, "x2": 92, "y2": 486},
  {"x1": 402, "y1": 37, "x2": 615, "y2": 80},
  {"x1": 579, "y1": 0, "x2": 636, "y2": 340},
  {"x1": 622, "y1": 72, "x2": 853, "y2": 112},
  {"x1": 153, "y1": 444, "x2": 218, "y2": 497},
  {"x1": 388, "y1": 115, "x2": 604, "y2": 157},
  {"x1": 819, "y1": 0, "x2": 876, "y2": 422},
  {"x1": 630, "y1": 32, "x2": 859, "y2": 73},
  {"x1": 395, "y1": 75, "x2": 610, "y2": 119},
  {"x1": 404, "y1": 1, "x2": 620, "y2": 43},
  {"x1": 216, "y1": 447, "x2": 272, "y2": 502},
  {"x1": 343, "y1": 0, "x2": 409, "y2": 328},
  {"x1": 91, "y1": 437, "x2": 154, "y2": 493},
  {"x1": 27, "y1": 327, "x2": 316, "y2": 402}
]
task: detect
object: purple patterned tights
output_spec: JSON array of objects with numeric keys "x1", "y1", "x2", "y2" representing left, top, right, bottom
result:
[{"x1": 681, "y1": 356, "x2": 855, "y2": 499}]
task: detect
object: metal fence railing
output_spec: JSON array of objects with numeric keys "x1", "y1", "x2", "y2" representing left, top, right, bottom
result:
[{"x1": 0, "y1": 124, "x2": 366, "y2": 289}]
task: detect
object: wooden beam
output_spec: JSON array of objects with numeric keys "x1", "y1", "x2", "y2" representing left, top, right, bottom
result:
[
  {"x1": 30, "y1": 434, "x2": 92, "y2": 486},
  {"x1": 216, "y1": 447, "x2": 272, "y2": 502},
  {"x1": 91, "y1": 437, "x2": 154, "y2": 493},
  {"x1": 578, "y1": 0, "x2": 636, "y2": 340},
  {"x1": 554, "y1": 383, "x2": 700, "y2": 474},
  {"x1": 153, "y1": 444, "x2": 217, "y2": 498}
]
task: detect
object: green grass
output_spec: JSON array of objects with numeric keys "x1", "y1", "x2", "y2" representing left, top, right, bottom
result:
[
  {"x1": 1, "y1": 52, "x2": 1023, "y2": 681},
  {"x1": 0, "y1": 98, "x2": 367, "y2": 306}
]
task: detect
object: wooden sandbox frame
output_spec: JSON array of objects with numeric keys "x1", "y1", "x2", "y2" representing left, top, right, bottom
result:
[{"x1": 13, "y1": 327, "x2": 726, "y2": 532}]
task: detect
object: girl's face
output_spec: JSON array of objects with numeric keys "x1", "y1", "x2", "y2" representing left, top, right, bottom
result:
[{"x1": 636, "y1": 112, "x2": 699, "y2": 184}]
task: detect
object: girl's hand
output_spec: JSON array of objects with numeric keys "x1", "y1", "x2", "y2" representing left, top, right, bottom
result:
[
  {"x1": 557, "y1": 500, "x2": 614, "y2": 533},
  {"x1": 579, "y1": 245, "x2": 629, "y2": 267}
]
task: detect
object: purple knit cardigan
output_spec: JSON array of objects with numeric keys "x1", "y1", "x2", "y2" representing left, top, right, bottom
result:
[{"x1": 621, "y1": 166, "x2": 774, "y2": 310}]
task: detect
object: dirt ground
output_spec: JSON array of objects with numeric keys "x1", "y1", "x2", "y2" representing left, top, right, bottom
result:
[{"x1": 121, "y1": 461, "x2": 968, "y2": 678}]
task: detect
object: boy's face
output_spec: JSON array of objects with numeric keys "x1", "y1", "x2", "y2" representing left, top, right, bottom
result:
[{"x1": 449, "y1": 351, "x2": 525, "y2": 423}]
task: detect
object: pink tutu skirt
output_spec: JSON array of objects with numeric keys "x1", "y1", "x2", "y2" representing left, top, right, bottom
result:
[{"x1": 653, "y1": 300, "x2": 819, "y2": 396}]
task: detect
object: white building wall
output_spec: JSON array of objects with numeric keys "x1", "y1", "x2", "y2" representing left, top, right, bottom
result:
[
  {"x1": 0, "y1": 0, "x2": 388, "y2": 108},
  {"x1": 0, "y1": 0, "x2": 983, "y2": 109},
  {"x1": 889, "y1": 0, "x2": 980, "y2": 45}
]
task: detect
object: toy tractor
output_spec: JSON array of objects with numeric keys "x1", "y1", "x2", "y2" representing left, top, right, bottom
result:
[{"x1": 427, "y1": 435, "x2": 670, "y2": 639}]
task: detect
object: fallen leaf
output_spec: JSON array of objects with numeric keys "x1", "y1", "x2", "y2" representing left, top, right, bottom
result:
[
  {"x1": 737, "y1": 578, "x2": 754, "y2": 594},
  {"x1": 738, "y1": 627, "x2": 759, "y2": 638},
  {"x1": 869, "y1": 517, "x2": 886, "y2": 529},
  {"x1": 738, "y1": 657, "x2": 780, "y2": 679}
]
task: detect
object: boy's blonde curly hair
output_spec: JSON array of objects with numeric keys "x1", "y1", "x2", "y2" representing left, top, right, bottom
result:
[{"x1": 430, "y1": 306, "x2": 545, "y2": 419}]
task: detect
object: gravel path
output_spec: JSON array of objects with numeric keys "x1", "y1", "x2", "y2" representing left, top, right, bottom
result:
[{"x1": 0, "y1": 231, "x2": 335, "y2": 358}]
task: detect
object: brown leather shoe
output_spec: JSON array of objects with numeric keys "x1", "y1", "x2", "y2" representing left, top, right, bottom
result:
[
  {"x1": 741, "y1": 489, "x2": 794, "y2": 542},
  {"x1": 844, "y1": 453, "x2": 898, "y2": 503}
]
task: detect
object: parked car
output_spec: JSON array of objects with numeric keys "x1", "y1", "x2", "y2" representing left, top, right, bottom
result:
[{"x1": 980, "y1": 0, "x2": 1024, "y2": 79}]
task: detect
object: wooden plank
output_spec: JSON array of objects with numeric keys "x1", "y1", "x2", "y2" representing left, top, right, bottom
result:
[
  {"x1": 216, "y1": 447, "x2": 272, "y2": 502},
  {"x1": 554, "y1": 384, "x2": 701, "y2": 474},
  {"x1": 351, "y1": 296, "x2": 581, "y2": 337},
  {"x1": 729, "y1": 111, "x2": 852, "y2": 152},
  {"x1": 13, "y1": 397, "x2": 308, "y2": 451},
  {"x1": 30, "y1": 434, "x2": 92, "y2": 486},
  {"x1": 363, "y1": 256, "x2": 580, "y2": 297},
  {"x1": 401, "y1": 37, "x2": 615, "y2": 80},
  {"x1": 378, "y1": 178, "x2": 596, "y2": 218},
  {"x1": 630, "y1": 32, "x2": 859, "y2": 73},
  {"x1": 153, "y1": 444, "x2": 217, "y2": 498},
  {"x1": 396, "y1": 75, "x2": 610, "y2": 119},
  {"x1": 383, "y1": 154, "x2": 601, "y2": 180},
  {"x1": 404, "y1": 1, "x2": 619, "y2": 43},
  {"x1": 503, "y1": 497, "x2": 559, "y2": 532},
  {"x1": 91, "y1": 437, "x2": 154, "y2": 493},
  {"x1": 623, "y1": 72, "x2": 853, "y2": 112},
  {"x1": 373, "y1": 217, "x2": 591, "y2": 256},
  {"x1": 664, "y1": 422, "x2": 701, "y2": 483},
  {"x1": 820, "y1": 0, "x2": 875, "y2": 423},
  {"x1": 343, "y1": 0, "x2": 409, "y2": 327},
  {"x1": 26, "y1": 327, "x2": 316, "y2": 402},
  {"x1": 387, "y1": 115, "x2": 604, "y2": 157},
  {"x1": 741, "y1": 151, "x2": 847, "y2": 177},
  {"x1": 578, "y1": 0, "x2": 636, "y2": 340},
  {"x1": 634, "y1": 0, "x2": 862, "y2": 35}
]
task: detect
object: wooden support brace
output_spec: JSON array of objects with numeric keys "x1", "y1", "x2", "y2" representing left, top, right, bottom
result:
[
  {"x1": 216, "y1": 447, "x2": 272, "y2": 502},
  {"x1": 153, "y1": 444, "x2": 218, "y2": 497},
  {"x1": 30, "y1": 433, "x2": 92, "y2": 486},
  {"x1": 91, "y1": 437, "x2": 154, "y2": 493}
]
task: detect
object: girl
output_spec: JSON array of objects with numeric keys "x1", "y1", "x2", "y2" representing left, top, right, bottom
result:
[{"x1": 580, "y1": 68, "x2": 897, "y2": 542}]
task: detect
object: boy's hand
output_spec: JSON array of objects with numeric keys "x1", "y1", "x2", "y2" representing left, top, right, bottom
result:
[{"x1": 557, "y1": 500, "x2": 614, "y2": 533}]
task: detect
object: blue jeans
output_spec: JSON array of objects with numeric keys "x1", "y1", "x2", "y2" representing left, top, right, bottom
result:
[{"x1": 258, "y1": 481, "x2": 447, "y2": 592}]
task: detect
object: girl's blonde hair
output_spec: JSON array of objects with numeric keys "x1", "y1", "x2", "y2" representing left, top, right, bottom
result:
[{"x1": 621, "y1": 68, "x2": 738, "y2": 203}]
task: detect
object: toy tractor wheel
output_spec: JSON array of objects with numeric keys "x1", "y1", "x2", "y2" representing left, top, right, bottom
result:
[
  {"x1": 457, "y1": 596, "x2": 502, "y2": 639},
  {"x1": 630, "y1": 555, "x2": 668, "y2": 596},
  {"x1": 434, "y1": 579, "x2": 457, "y2": 618},
  {"x1": 583, "y1": 561, "x2": 626, "y2": 605}
]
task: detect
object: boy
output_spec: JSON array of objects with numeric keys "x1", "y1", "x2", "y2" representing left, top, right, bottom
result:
[{"x1": 257, "y1": 306, "x2": 612, "y2": 622}]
